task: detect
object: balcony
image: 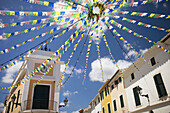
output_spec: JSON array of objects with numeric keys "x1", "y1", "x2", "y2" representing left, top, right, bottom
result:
[{"x1": 21, "y1": 100, "x2": 58, "y2": 113}]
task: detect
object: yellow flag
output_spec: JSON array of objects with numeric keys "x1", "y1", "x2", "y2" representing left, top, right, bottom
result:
[
  {"x1": 44, "y1": 1, "x2": 49, "y2": 6},
  {"x1": 33, "y1": 12, "x2": 38, "y2": 16},
  {"x1": 10, "y1": 11, "x2": 15, "y2": 15}
]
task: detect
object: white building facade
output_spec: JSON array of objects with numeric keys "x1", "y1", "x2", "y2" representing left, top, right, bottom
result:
[
  {"x1": 123, "y1": 33, "x2": 170, "y2": 113},
  {"x1": 89, "y1": 94, "x2": 101, "y2": 113}
]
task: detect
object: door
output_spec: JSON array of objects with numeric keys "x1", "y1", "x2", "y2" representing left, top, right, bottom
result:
[{"x1": 32, "y1": 85, "x2": 50, "y2": 109}]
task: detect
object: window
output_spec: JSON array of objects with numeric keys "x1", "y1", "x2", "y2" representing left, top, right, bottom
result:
[
  {"x1": 32, "y1": 85, "x2": 50, "y2": 109},
  {"x1": 119, "y1": 95, "x2": 124, "y2": 108},
  {"x1": 115, "y1": 80, "x2": 118, "y2": 85},
  {"x1": 7, "y1": 101, "x2": 11, "y2": 113},
  {"x1": 133, "y1": 86, "x2": 141, "y2": 106},
  {"x1": 100, "y1": 91, "x2": 104, "y2": 101},
  {"x1": 113, "y1": 100, "x2": 117, "y2": 111},
  {"x1": 11, "y1": 94, "x2": 16, "y2": 112},
  {"x1": 111, "y1": 84, "x2": 114, "y2": 90},
  {"x1": 131, "y1": 73, "x2": 135, "y2": 80},
  {"x1": 15, "y1": 90, "x2": 20, "y2": 108},
  {"x1": 154, "y1": 73, "x2": 167, "y2": 98},
  {"x1": 107, "y1": 103, "x2": 111, "y2": 113},
  {"x1": 118, "y1": 77, "x2": 122, "y2": 82},
  {"x1": 150, "y1": 57, "x2": 156, "y2": 66},
  {"x1": 102, "y1": 107, "x2": 105, "y2": 113},
  {"x1": 95, "y1": 101, "x2": 97, "y2": 106},
  {"x1": 98, "y1": 97, "x2": 100, "y2": 103},
  {"x1": 105, "y1": 85, "x2": 109, "y2": 97}
]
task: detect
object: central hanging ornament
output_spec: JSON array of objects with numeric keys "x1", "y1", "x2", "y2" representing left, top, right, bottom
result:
[{"x1": 88, "y1": 3, "x2": 105, "y2": 21}]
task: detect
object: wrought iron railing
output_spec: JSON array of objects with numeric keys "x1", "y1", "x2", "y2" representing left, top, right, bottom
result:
[{"x1": 22, "y1": 99, "x2": 58, "y2": 112}]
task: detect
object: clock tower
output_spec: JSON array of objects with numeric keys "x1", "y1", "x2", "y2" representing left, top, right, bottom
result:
[{"x1": 3, "y1": 50, "x2": 64, "y2": 113}]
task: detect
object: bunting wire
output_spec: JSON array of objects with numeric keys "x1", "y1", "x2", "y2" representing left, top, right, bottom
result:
[
  {"x1": 0, "y1": 13, "x2": 85, "y2": 40},
  {"x1": 105, "y1": 17, "x2": 154, "y2": 67},
  {"x1": 106, "y1": 13, "x2": 170, "y2": 32},
  {"x1": 23, "y1": 0, "x2": 87, "y2": 11},
  {"x1": 0, "y1": 17, "x2": 87, "y2": 89},
  {"x1": 100, "y1": 26, "x2": 120, "y2": 70},
  {"x1": 95, "y1": 19, "x2": 104, "y2": 81},
  {"x1": 0, "y1": 10, "x2": 86, "y2": 17},
  {"x1": 0, "y1": 13, "x2": 87, "y2": 54},
  {"x1": 57, "y1": 19, "x2": 90, "y2": 87},
  {"x1": 0, "y1": 11, "x2": 86, "y2": 28},
  {"x1": 82, "y1": 21, "x2": 95, "y2": 85},
  {"x1": 104, "y1": 21, "x2": 143, "y2": 76},
  {"x1": 62, "y1": 20, "x2": 92, "y2": 86},
  {"x1": 108, "y1": 9, "x2": 170, "y2": 19},
  {"x1": 103, "y1": 18, "x2": 151, "y2": 66},
  {"x1": 105, "y1": 16, "x2": 170, "y2": 54}
]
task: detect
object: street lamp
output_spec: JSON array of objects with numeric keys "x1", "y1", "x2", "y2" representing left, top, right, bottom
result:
[{"x1": 59, "y1": 98, "x2": 68, "y2": 108}]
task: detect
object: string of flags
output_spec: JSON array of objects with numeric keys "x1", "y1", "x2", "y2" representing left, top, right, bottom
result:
[
  {"x1": 82, "y1": 22, "x2": 94, "y2": 85},
  {"x1": 0, "y1": 13, "x2": 82, "y2": 39},
  {"x1": 105, "y1": 0, "x2": 167, "y2": 13},
  {"x1": 103, "y1": 19, "x2": 150, "y2": 63},
  {"x1": 1, "y1": 0, "x2": 170, "y2": 89},
  {"x1": 0, "y1": 10, "x2": 86, "y2": 17},
  {"x1": 0, "y1": 15, "x2": 86, "y2": 54},
  {"x1": 108, "y1": 9, "x2": 170, "y2": 19},
  {"x1": 36, "y1": 19, "x2": 90, "y2": 86},
  {"x1": 1, "y1": 18, "x2": 87, "y2": 89},
  {"x1": 58, "y1": 19, "x2": 90, "y2": 86},
  {"x1": 105, "y1": 17, "x2": 170, "y2": 54},
  {"x1": 96, "y1": 20, "x2": 104, "y2": 81},
  {"x1": 0, "y1": 11, "x2": 86, "y2": 28},
  {"x1": 23, "y1": 0, "x2": 87, "y2": 11},
  {"x1": 107, "y1": 13, "x2": 169, "y2": 32},
  {"x1": 100, "y1": 26, "x2": 120, "y2": 70}
]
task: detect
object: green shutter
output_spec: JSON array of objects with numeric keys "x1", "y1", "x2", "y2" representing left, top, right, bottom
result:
[
  {"x1": 113, "y1": 100, "x2": 117, "y2": 111},
  {"x1": 133, "y1": 87, "x2": 141, "y2": 106},
  {"x1": 154, "y1": 73, "x2": 167, "y2": 98}
]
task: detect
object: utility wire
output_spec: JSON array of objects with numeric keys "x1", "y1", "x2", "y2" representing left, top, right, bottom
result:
[
  {"x1": 62, "y1": 20, "x2": 92, "y2": 86},
  {"x1": 0, "y1": 16, "x2": 86, "y2": 67}
]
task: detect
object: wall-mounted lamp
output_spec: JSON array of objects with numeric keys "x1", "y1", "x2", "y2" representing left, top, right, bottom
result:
[
  {"x1": 136, "y1": 86, "x2": 150, "y2": 104},
  {"x1": 59, "y1": 98, "x2": 68, "y2": 108}
]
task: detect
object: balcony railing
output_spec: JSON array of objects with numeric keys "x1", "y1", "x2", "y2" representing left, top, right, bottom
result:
[{"x1": 21, "y1": 99, "x2": 58, "y2": 112}]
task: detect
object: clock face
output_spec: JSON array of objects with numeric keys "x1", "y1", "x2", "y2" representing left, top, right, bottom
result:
[{"x1": 40, "y1": 65, "x2": 48, "y2": 74}]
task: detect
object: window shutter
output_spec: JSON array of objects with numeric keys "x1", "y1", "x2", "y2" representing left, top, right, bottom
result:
[
  {"x1": 154, "y1": 73, "x2": 167, "y2": 98},
  {"x1": 16, "y1": 90, "x2": 20, "y2": 108},
  {"x1": 113, "y1": 100, "x2": 117, "y2": 111},
  {"x1": 133, "y1": 87, "x2": 141, "y2": 106}
]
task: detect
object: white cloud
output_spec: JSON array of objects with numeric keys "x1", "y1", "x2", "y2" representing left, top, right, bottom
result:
[
  {"x1": 60, "y1": 64, "x2": 83, "y2": 75},
  {"x1": 125, "y1": 48, "x2": 148, "y2": 60},
  {"x1": 2, "y1": 61, "x2": 23, "y2": 83},
  {"x1": 63, "y1": 90, "x2": 79, "y2": 97},
  {"x1": 89, "y1": 57, "x2": 131, "y2": 82},
  {"x1": 0, "y1": 103, "x2": 4, "y2": 112},
  {"x1": 125, "y1": 50, "x2": 138, "y2": 60},
  {"x1": 140, "y1": 48, "x2": 148, "y2": 55},
  {"x1": 123, "y1": 43, "x2": 130, "y2": 50}
]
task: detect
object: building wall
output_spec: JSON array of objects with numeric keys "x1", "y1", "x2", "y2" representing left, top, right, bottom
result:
[
  {"x1": 100, "y1": 87, "x2": 113, "y2": 113},
  {"x1": 26, "y1": 79, "x2": 55, "y2": 110},
  {"x1": 90, "y1": 95, "x2": 101, "y2": 113},
  {"x1": 4, "y1": 83, "x2": 24, "y2": 113},
  {"x1": 124, "y1": 40, "x2": 170, "y2": 113},
  {"x1": 109, "y1": 75, "x2": 129, "y2": 113}
]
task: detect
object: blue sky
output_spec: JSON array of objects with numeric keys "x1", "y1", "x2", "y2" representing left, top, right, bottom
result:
[{"x1": 0, "y1": 0, "x2": 170, "y2": 112}]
